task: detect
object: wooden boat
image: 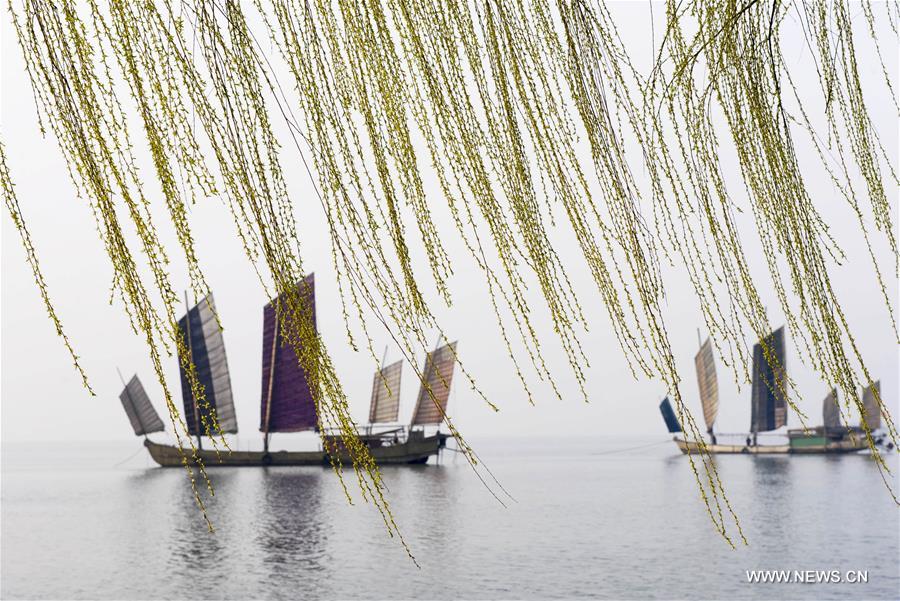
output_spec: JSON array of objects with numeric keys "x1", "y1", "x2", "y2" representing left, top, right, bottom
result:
[
  {"x1": 117, "y1": 274, "x2": 457, "y2": 467},
  {"x1": 143, "y1": 431, "x2": 448, "y2": 467},
  {"x1": 672, "y1": 434, "x2": 867, "y2": 455},
  {"x1": 659, "y1": 327, "x2": 881, "y2": 455},
  {"x1": 321, "y1": 341, "x2": 457, "y2": 457}
]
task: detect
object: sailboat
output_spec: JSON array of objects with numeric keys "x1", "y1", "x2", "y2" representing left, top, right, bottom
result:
[
  {"x1": 117, "y1": 275, "x2": 451, "y2": 467},
  {"x1": 323, "y1": 341, "x2": 457, "y2": 454},
  {"x1": 788, "y1": 381, "x2": 886, "y2": 450},
  {"x1": 660, "y1": 326, "x2": 874, "y2": 454}
]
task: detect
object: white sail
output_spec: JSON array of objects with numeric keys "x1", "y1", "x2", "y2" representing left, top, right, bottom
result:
[
  {"x1": 694, "y1": 338, "x2": 719, "y2": 432},
  {"x1": 369, "y1": 360, "x2": 402, "y2": 424},
  {"x1": 411, "y1": 342, "x2": 457, "y2": 426}
]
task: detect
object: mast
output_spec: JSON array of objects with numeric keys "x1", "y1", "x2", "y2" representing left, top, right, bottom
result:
[
  {"x1": 430, "y1": 335, "x2": 443, "y2": 463},
  {"x1": 262, "y1": 312, "x2": 280, "y2": 454},
  {"x1": 184, "y1": 290, "x2": 202, "y2": 451},
  {"x1": 431, "y1": 335, "x2": 440, "y2": 435},
  {"x1": 700, "y1": 329, "x2": 711, "y2": 444},
  {"x1": 366, "y1": 344, "x2": 388, "y2": 434}
]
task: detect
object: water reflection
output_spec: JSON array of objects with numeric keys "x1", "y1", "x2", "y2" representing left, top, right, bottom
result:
[
  {"x1": 168, "y1": 471, "x2": 238, "y2": 574},
  {"x1": 400, "y1": 466, "x2": 456, "y2": 539},
  {"x1": 388, "y1": 464, "x2": 465, "y2": 578},
  {"x1": 750, "y1": 456, "x2": 793, "y2": 540},
  {"x1": 256, "y1": 468, "x2": 329, "y2": 572},
  {"x1": 751, "y1": 455, "x2": 793, "y2": 487},
  {"x1": 5, "y1": 442, "x2": 898, "y2": 600},
  {"x1": 118, "y1": 466, "x2": 246, "y2": 595},
  {"x1": 751, "y1": 456, "x2": 793, "y2": 501}
]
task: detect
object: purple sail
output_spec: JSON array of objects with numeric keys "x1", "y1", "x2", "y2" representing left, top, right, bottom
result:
[{"x1": 259, "y1": 274, "x2": 319, "y2": 433}]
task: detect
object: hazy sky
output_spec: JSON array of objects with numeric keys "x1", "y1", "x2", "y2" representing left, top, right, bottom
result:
[{"x1": 2, "y1": 3, "x2": 897, "y2": 447}]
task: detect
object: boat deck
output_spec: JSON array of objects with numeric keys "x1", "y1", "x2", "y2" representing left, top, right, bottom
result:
[
  {"x1": 674, "y1": 436, "x2": 869, "y2": 455},
  {"x1": 144, "y1": 432, "x2": 448, "y2": 467}
]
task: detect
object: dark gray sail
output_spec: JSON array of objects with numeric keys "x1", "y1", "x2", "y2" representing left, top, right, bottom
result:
[
  {"x1": 659, "y1": 397, "x2": 682, "y2": 434},
  {"x1": 750, "y1": 326, "x2": 787, "y2": 433},
  {"x1": 177, "y1": 294, "x2": 238, "y2": 435},
  {"x1": 860, "y1": 381, "x2": 882, "y2": 431},
  {"x1": 119, "y1": 375, "x2": 165, "y2": 436},
  {"x1": 822, "y1": 388, "x2": 841, "y2": 431}
]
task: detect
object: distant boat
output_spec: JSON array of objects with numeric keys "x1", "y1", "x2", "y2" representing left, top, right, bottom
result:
[
  {"x1": 659, "y1": 327, "x2": 878, "y2": 454},
  {"x1": 117, "y1": 274, "x2": 451, "y2": 467}
]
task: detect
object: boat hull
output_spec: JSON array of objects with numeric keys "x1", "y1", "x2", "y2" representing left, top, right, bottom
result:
[
  {"x1": 673, "y1": 436, "x2": 868, "y2": 455},
  {"x1": 144, "y1": 433, "x2": 448, "y2": 467}
]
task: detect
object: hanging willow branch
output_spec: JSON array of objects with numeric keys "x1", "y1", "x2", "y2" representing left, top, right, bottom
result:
[
  {"x1": 0, "y1": 139, "x2": 92, "y2": 394},
  {"x1": 641, "y1": 0, "x2": 899, "y2": 496},
  {"x1": 5, "y1": 0, "x2": 898, "y2": 547}
]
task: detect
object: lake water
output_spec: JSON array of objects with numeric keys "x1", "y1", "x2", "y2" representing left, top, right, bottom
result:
[{"x1": 2, "y1": 437, "x2": 898, "y2": 600}]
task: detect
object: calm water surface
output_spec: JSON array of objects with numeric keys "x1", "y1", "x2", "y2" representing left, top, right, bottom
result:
[{"x1": 2, "y1": 438, "x2": 898, "y2": 600}]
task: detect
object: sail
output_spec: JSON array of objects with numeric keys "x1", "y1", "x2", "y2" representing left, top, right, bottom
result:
[
  {"x1": 369, "y1": 360, "x2": 402, "y2": 424},
  {"x1": 749, "y1": 326, "x2": 787, "y2": 433},
  {"x1": 860, "y1": 381, "x2": 882, "y2": 431},
  {"x1": 411, "y1": 342, "x2": 457, "y2": 426},
  {"x1": 177, "y1": 294, "x2": 238, "y2": 435},
  {"x1": 822, "y1": 388, "x2": 842, "y2": 431},
  {"x1": 119, "y1": 375, "x2": 165, "y2": 436},
  {"x1": 659, "y1": 397, "x2": 682, "y2": 434},
  {"x1": 259, "y1": 274, "x2": 318, "y2": 433},
  {"x1": 694, "y1": 337, "x2": 719, "y2": 432}
]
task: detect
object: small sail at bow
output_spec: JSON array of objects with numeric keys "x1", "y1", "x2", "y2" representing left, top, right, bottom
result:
[
  {"x1": 659, "y1": 397, "x2": 682, "y2": 433},
  {"x1": 860, "y1": 381, "x2": 882, "y2": 431},
  {"x1": 119, "y1": 375, "x2": 165, "y2": 436},
  {"x1": 822, "y1": 388, "x2": 842, "y2": 431},
  {"x1": 177, "y1": 294, "x2": 238, "y2": 435},
  {"x1": 750, "y1": 326, "x2": 788, "y2": 433},
  {"x1": 694, "y1": 337, "x2": 719, "y2": 432},
  {"x1": 411, "y1": 342, "x2": 457, "y2": 426},
  {"x1": 260, "y1": 274, "x2": 319, "y2": 433},
  {"x1": 369, "y1": 360, "x2": 402, "y2": 424}
]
